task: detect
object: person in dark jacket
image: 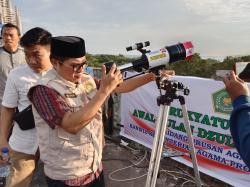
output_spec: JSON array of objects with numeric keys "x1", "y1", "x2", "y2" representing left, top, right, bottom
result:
[{"x1": 223, "y1": 71, "x2": 250, "y2": 168}]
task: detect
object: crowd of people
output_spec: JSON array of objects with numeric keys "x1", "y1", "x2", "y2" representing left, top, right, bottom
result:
[{"x1": 0, "y1": 22, "x2": 249, "y2": 187}]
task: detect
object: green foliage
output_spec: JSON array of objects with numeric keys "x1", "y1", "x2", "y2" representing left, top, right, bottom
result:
[
  {"x1": 86, "y1": 53, "x2": 136, "y2": 67},
  {"x1": 86, "y1": 53, "x2": 250, "y2": 78}
]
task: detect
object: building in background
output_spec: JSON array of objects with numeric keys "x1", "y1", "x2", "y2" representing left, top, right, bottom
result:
[{"x1": 0, "y1": 0, "x2": 21, "y2": 32}]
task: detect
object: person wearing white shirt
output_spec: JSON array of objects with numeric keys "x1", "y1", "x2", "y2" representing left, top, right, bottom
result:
[
  {"x1": 0, "y1": 27, "x2": 52, "y2": 187},
  {"x1": 0, "y1": 23, "x2": 26, "y2": 110}
]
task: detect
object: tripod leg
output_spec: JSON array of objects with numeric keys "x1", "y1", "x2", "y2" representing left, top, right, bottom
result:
[
  {"x1": 181, "y1": 104, "x2": 202, "y2": 187},
  {"x1": 151, "y1": 105, "x2": 170, "y2": 187},
  {"x1": 146, "y1": 105, "x2": 170, "y2": 187}
]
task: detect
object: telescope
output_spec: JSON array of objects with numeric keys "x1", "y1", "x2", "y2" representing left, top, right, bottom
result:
[{"x1": 104, "y1": 41, "x2": 194, "y2": 73}]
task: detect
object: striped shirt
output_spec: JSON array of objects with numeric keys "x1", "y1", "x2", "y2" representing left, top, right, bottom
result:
[{"x1": 29, "y1": 85, "x2": 70, "y2": 128}]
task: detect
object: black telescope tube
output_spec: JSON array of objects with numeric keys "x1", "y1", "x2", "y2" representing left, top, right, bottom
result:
[
  {"x1": 131, "y1": 54, "x2": 149, "y2": 71},
  {"x1": 104, "y1": 41, "x2": 192, "y2": 73},
  {"x1": 104, "y1": 54, "x2": 149, "y2": 73},
  {"x1": 165, "y1": 43, "x2": 186, "y2": 63}
]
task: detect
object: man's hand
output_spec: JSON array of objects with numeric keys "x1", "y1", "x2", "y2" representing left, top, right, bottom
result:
[
  {"x1": 99, "y1": 63, "x2": 123, "y2": 94},
  {"x1": 223, "y1": 71, "x2": 250, "y2": 101},
  {"x1": 0, "y1": 142, "x2": 12, "y2": 165},
  {"x1": 0, "y1": 139, "x2": 12, "y2": 154},
  {"x1": 147, "y1": 70, "x2": 175, "y2": 81},
  {"x1": 0, "y1": 107, "x2": 15, "y2": 157},
  {"x1": 160, "y1": 70, "x2": 175, "y2": 79}
]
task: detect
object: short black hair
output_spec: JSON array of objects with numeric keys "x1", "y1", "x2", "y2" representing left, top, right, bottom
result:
[
  {"x1": 1, "y1": 23, "x2": 21, "y2": 36},
  {"x1": 20, "y1": 27, "x2": 52, "y2": 47}
]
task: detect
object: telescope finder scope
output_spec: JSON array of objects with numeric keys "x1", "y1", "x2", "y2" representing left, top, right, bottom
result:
[{"x1": 126, "y1": 41, "x2": 150, "y2": 51}]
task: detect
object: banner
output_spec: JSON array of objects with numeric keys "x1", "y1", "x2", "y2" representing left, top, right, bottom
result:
[{"x1": 120, "y1": 74, "x2": 250, "y2": 187}]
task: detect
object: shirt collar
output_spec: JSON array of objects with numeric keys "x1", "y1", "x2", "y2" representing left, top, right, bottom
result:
[{"x1": 51, "y1": 69, "x2": 78, "y2": 89}]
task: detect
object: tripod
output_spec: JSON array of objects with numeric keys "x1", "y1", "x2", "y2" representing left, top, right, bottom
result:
[{"x1": 145, "y1": 77, "x2": 202, "y2": 187}]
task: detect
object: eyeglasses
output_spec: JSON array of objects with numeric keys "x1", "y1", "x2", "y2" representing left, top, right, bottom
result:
[{"x1": 60, "y1": 61, "x2": 88, "y2": 72}]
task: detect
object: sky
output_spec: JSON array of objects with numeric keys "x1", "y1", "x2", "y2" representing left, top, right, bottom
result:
[{"x1": 12, "y1": 0, "x2": 250, "y2": 58}]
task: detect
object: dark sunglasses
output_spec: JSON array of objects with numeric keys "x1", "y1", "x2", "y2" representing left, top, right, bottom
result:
[{"x1": 60, "y1": 61, "x2": 88, "y2": 72}]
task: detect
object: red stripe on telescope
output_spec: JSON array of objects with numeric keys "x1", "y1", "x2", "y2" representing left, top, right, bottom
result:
[{"x1": 183, "y1": 41, "x2": 194, "y2": 60}]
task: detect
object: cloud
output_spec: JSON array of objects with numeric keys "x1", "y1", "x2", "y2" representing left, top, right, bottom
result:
[
  {"x1": 12, "y1": 0, "x2": 250, "y2": 56},
  {"x1": 183, "y1": 0, "x2": 250, "y2": 23},
  {"x1": 40, "y1": 0, "x2": 54, "y2": 2}
]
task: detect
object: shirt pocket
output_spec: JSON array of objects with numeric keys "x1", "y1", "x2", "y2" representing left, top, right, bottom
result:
[{"x1": 56, "y1": 128, "x2": 92, "y2": 161}]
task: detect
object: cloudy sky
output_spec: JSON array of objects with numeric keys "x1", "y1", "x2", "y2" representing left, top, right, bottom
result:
[{"x1": 12, "y1": 0, "x2": 250, "y2": 58}]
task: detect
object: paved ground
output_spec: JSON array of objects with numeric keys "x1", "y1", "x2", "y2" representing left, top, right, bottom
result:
[{"x1": 30, "y1": 136, "x2": 232, "y2": 187}]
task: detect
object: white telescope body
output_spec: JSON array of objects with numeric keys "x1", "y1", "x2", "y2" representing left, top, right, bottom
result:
[{"x1": 105, "y1": 41, "x2": 194, "y2": 72}]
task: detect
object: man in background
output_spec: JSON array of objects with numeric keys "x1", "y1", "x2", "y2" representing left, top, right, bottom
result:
[
  {"x1": 0, "y1": 27, "x2": 52, "y2": 187},
  {"x1": 0, "y1": 23, "x2": 26, "y2": 106},
  {"x1": 223, "y1": 71, "x2": 250, "y2": 168}
]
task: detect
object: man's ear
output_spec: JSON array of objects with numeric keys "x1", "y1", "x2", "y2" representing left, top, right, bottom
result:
[{"x1": 50, "y1": 58, "x2": 59, "y2": 68}]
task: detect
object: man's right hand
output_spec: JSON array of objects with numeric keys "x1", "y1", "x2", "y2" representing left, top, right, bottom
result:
[
  {"x1": 99, "y1": 63, "x2": 123, "y2": 95},
  {"x1": 0, "y1": 141, "x2": 11, "y2": 165},
  {"x1": 223, "y1": 71, "x2": 250, "y2": 102},
  {"x1": 0, "y1": 137, "x2": 12, "y2": 152}
]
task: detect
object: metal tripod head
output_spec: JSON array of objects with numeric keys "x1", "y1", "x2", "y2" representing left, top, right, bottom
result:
[{"x1": 153, "y1": 70, "x2": 190, "y2": 106}]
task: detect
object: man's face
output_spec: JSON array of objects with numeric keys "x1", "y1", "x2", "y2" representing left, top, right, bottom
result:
[
  {"x1": 56, "y1": 56, "x2": 87, "y2": 83},
  {"x1": 2, "y1": 27, "x2": 20, "y2": 51},
  {"x1": 24, "y1": 45, "x2": 51, "y2": 73}
]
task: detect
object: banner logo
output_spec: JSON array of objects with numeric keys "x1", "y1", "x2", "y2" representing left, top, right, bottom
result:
[{"x1": 212, "y1": 89, "x2": 232, "y2": 115}]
